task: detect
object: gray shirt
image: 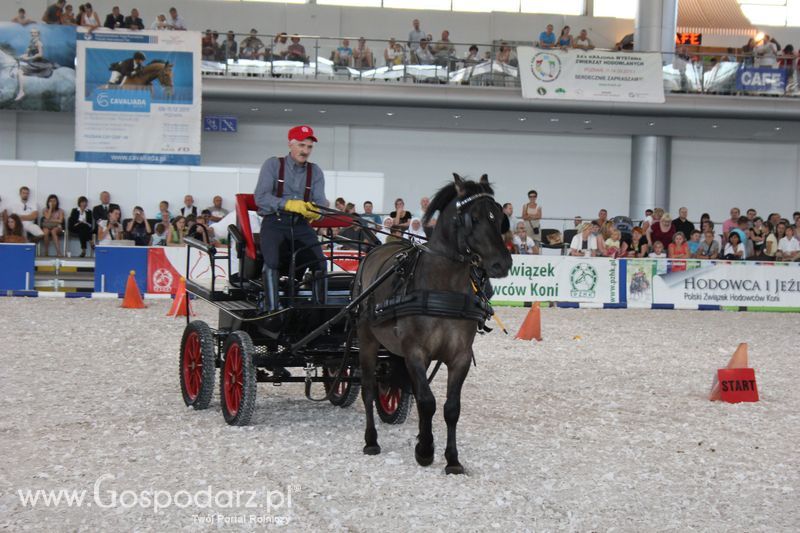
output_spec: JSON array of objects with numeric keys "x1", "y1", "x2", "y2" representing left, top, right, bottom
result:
[
  {"x1": 408, "y1": 29, "x2": 426, "y2": 51},
  {"x1": 254, "y1": 154, "x2": 328, "y2": 216}
]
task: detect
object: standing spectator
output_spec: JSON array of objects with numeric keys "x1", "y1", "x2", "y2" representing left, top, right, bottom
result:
[
  {"x1": 41, "y1": 194, "x2": 65, "y2": 257},
  {"x1": 777, "y1": 226, "x2": 800, "y2": 261},
  {"x1": 42, "y1": 1, "x2": 65, "y2": 24},
  {"x1": 650, "y1": 212, "x2": 676, "y2": 250},
  {"x1": 538, "y1": 24, "x2": 556, "y2": 49},
  {"x1": 97, "y1": 206, "x2": 123, "y2": 244},
  {"x1": 520, "y1": 190, "x2": 542, "y2": 245},
  {"x1": 557, "y1": 26, "x2": 574, "y2": 50},
  {"x1": 640, "y1": 208, "x2": 654, "y2": 231},
  {"x1": 180, "y1": 195, "x2": 197, "y2": 218},
  {"x1": 699, "y1": 212, "x2": 712, "y2": 231},
  {"x1": 513, "y1": 222, "x2": 538, "y2": 255},
  {"x1": 432, "y1": 30, "x2": 455, "y2": 65},
  {"x1": 754, "y1": 34, "x2": 778, "y2": 67},
  {"x1": 627, "y1": 226, "x2": 649, "y2": 257},
  {"x1": 761, "y1": 223, "x2": 778, "y2": 259},
  {"x1": 695, "y1": 230, "x2": 720, "y2": 259},
  {"x1": 573, "y1": 215, "x2": 583, "y2": 228},
  {"x1": 157, "y1": 200, "x2": 172, "y2": 221},
  {"x1": 597, "y1": 208, "x2": 609, "y2": 230},
  {"x1": 408, "y1": 18, "x2": 425, "y2": 52},
  {"x1": 150, "y1": 13, "x2": 168, "y2": 30},
  {"x1": 10, "y1": 186, "x2": 42, "y2": 239},
  {"x1": 361, "y1": 201, "x2": 381, "y2": 226},
  {"x1": 2, "y1": 215, "x2": 27, "y2": 243},
  {"x1": 569, "y1": 222, "x2": 599, "y2": 256},
  {"x1": 12, "y1": 8, "x2": 35, "y2": 26},
  {"x1": 68, "y1": 196, "x2": 93, "y2": 257},
  {"x1": 205, "y1": 196, "x2": 228, "y2": 222},
  {"x1": 104, "y1": 6, "x2": 124, "y2": 30},
  {"x1": 502, "y1": 203, "x2": 518, "y2": 231},
  {"x1": 222, "y1": 31, "x2": 238, "y2": 61},
  {"x1": 334, "y1": 39, "x2": 353, "y2": 67},
  {"x1": 745, "y1": 208, "x2": 757, "y2": 226},
  {"x1": 240, "y1": 29, "x2": 265, "y2": 60},
  {"x1": 390, "y1": 198, "x2": 411, "y2": 230},
  {"x1": 668, "y1": 232, "x2": 690, "y2": 259},
  {"x1": 573, "y1": 29, "x2": 594, "y2": 50},
  {"x1": 123, "y1": 8, "x2": 144, "y2": 30},
  {"x1": 732, "y1": 216, "x2": 751, "y2": 257},
  {"x1": 673, "y1": 207, "x2": 694, "y2": 240},
  {"x1": 201, "y1": 30, "x2": 219, "y2": 61},
  {"x1": 92, "y1": 191, "x2": 119, "y2": 226},
  {"x1": 167, "y1": 7, "x2": 186, "y2": 30},
  {"x1": 414, "y1": 39, "x2": 434, "y2": 65},
  {"x1": 723, "y1": 232, "x2": 746, "y2": 260},
  {"x1": 722, "y1": 207, "x2": 740, "y2": 241},
  {"x1": 125, "y1": 206, "x2": 152, "y2": 246},
  {"x1": 79, "y1": 3, "x2": 101, "y2": 33},
  {"x1": 353, "y1": 37, "x2": 373, "y2": 69},
  {"x1": 60, "y1": 4, "x2": 77, "y2": 25}
]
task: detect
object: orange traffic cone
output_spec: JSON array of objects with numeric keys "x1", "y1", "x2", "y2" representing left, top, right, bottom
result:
[
  {"x1": 709, "y1": 343, "x2": 748, "y2": 401},
  {"x1": 167, "y1": 277, "x2": 194, "y2": 317},
  {"x1": 121, "y1": 270, "x2": 146, "y2": 309},
  {"x1": 515, "y1": 303, "x2": 542, "y2": 341}
]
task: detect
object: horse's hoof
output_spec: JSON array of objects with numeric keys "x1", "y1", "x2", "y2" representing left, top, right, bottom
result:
[
  {"x1": 363, "y1": 444, "x2": 381, "y2": 456},
  {"x1": 445, "y1": 464, "x2": 465, "y2": 475},
  {"x1": 415, "y1": 449, "x2": 435, "y2": 467}
]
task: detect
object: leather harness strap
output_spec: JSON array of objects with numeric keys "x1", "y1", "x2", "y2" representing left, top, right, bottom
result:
[{"x1": 276, "y1": 157, "x2": 313, "y2": 201}]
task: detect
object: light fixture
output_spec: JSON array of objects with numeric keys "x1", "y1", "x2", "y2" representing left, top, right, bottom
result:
[
  {"x1": 711, "y1": 124, "x2": 719, "y2": 129},
  {"x1": 386, "y1": 112, "x2": 394, "y2": 116},
  {"x1": 583, "y1": 119, "x2": 592, "y2": 124},
  {"x1": 518, "y1": 117, "x2": 527, "y2": 122},
  {"x1": 453, "y1": 114, "x2": 462, "y2": 119},
  {"x1": 549, "y1": 117, "x2": 559, "y2": 123},
  {"x1": 648, "y1": 122, "x2": 655, "y2": 126},
  {"x1": 774, "y1": 126, "x2": 782, "y2": 131},
  {"x1": 319, "y1": 109, "x2": 327, "y2": 114},
  {"x1": 250, "y1": 107, "x2": 259, "y2": 111},
  {"x1": 283, "y1": 108, "x2": 292, "y2": 112}
]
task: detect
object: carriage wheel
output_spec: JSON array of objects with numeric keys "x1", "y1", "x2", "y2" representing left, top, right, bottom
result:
[
  {"x1": 179, "y1": 321, "x2": 216, "y2": 410},
  {"x1": 376, "y1": 382, "x2": 411, "y2": 425},
  {"x1": 220, "y1": 331, "x2": 257, "y2": 426},
  {"x1": 323, "y1": 366, "x2": 361, "y2": 408}
]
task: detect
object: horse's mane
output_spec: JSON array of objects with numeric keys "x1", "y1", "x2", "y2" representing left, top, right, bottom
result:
[{"x1": 423, "y1": 176, "x2": 493, "y2": 225}]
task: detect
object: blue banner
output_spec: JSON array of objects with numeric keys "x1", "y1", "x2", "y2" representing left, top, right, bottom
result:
[
  {"x1": 735, "y1": 67, "x2": 787, "y2": 92},
  {"x1": 94, "y1": 246, "x2": 149, "y2": 294},
  {"x1": 76, "y1": 151, "x2": 201, "y2": 165},
  {"x1": 0, "y1": 243, "x2": 36, "y2": 291}
]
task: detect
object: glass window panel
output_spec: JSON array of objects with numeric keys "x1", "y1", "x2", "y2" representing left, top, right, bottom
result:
[
  {"x1": 383, "y1": 0, "x2": 452, "y2": 10},
  {"x1": 593, "y1": 0, "x2": 636, "y2": 19},
  {"x1": 316, "y1": 0, "x2": 382, "y2": 6},
  {"x1": 740, "y1": 4, "x2": 788, "y2": 25},
  {"x1": 452, "y1": 0, "x2": 520, "y2": 12},
  {"x1": 520, "y1": 0, "x2": 584, "y2": 15}
]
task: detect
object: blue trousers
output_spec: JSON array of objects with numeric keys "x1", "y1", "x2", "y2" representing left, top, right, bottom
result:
[{"x1": 259, "y1": 213, "x2": 326, "y2": 272}]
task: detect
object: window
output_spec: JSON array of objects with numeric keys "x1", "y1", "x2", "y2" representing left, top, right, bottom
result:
[
  {"x1": 452, "y1": 0, "x2": 521, "y2": 12},
  {"x1": 520, "y1": 0, "x2": 584, "y2": 16},
  {"x1": 316, "y1": 0, "x2": 382, "y2": 6},
  {"x1": 593, "y1": 0, "x2": 636, "y2": 19},
  {"x1": 382, "y1": 0, "x2": 452, "y2": 10}
]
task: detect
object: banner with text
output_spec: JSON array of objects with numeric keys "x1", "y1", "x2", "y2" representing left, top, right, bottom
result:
[
  {"x1": 75, "y1": 29, "x2": 201, "y2": 165},
  {"x1": 517, "y1": 47, "x2": 665, "y2": 103},
  {"x1": 491, "y1": 255, "x2": 619, "y2": 303}
]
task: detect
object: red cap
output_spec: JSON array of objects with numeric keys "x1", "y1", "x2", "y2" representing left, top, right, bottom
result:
[{"x1": 288, "y1": 125, "x2": 318, "y2": 143}]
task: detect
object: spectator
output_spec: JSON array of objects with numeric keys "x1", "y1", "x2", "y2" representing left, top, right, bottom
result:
[
  {"x1": 696, "y1": 229, "x2": 720, "y2": 259},
  {"x1": 97, "y1": 206, "x2": 123, "y2": 244},
  {"x1": 10, "y1": 186, "x2": 42, "y2": 240},
  {"x1": 569, "y1": 222, "x2": 599, "y2": 257},
  {"x1": 201, "y1": 30, "x2": 218, "y2": 61},
  {"x1": 92, "y1": 191, "x2": 119, "y2": 225},
  {"x1": 615, "y1": 33, "x2": 634, "y2": 51},
  {"x1": 408, "y1": 217, "x2": 426, "y2": 244},
  {"x1": 513, "y1": 222, "x2": 538, "y2": 254},
  {"x1": 123, "y1": 8, "x2": 144, "y2": 30},
  {"x1": 12, "y1": 8, "x2": 35, "y2": 26},
  {"x1": 557, "y1": 26, "x2": 574, "y2": 50},
  {"x1": 167, "y1": 7, "x2": 186, "y2": 30},
  {"x1": 273, "y1": 33, "x2": 289, "y2": 59},
  {"x1": 754, "y1": 34, "x2": 778, "y2": 67},
  {"x1": 761, "y1": 223, "x2": 778, "y2": 259},
  {"x1": 377, "y1": 216, "x2": 394, "y2": 244},
  {"x1": 68, "y1": 196, "x2": 93, "y2": 257},
  {"x1": 649, "y1": 240, "x2": 667, "y2": 258},
  {"x1": 286, "y1": 35, "x2": 307, "y2": 62},
  {"x1": 79, "y1": 3, "x2": 101, "y2": 33},
  {"x1": 180, "y1": 195, "x2": 197, "y2": 218},
  {"x1": 502, "y1": 203, "x2": 518, "y2": 231},
  {"x1": 42, "y1": 1, "x2": 65, "y2": 24},
  {"x1": 627, "y1": 226, "x2": 649, "y2": 257},
  {"x1": 361, "y1": 201, "x2": 381, "y2": 226},
  {"x1": 41, "y1": 194, "x2": 65, "y2": 257},
  {"x1": 604, "y1": 228, "x2": 627, "y2": 258},
  {"x1": 205, "y1": 196, "x2": 228, "y2": 222},
  {"x1": 538, "y1": 24, "x2": 556, "y2": 49},
  {"x1": 408, "y1": 18, "x2": 425, "y2": 52},
  {"x1": 777, "y1": 226, "x2": 800, "y2": 261},
  {"x1": 750, "y1": 217, "x2": 767, "y2": 255},
  {"x1": 722, "y1": 207, "x2": 740, "y2": 241},
  {"x1": 597, "y1": 208, "x2": 609, "y2": 230},
  {"x1": 573, "y1": 216, "x2": 583, "y2": 228},
  {"x1": 188, "y1": 211, "x2": 214, "y2": 244},
  {"x1": 390, "y1": 198, "x2": 411, "y2": 230},
  {"x1": 650, "y1": 212, "x2": 676, "y2": 250},
  {"x1": 732, "y1": 216, "x2": 751, "y2": 257},
  {"x1": 168, "y1": 216, "x2": 187, "y2": 246},
  {"x1": 222, "y1": 31, "x2": 238, "y2": 61},
  {"x1": 334, "y1": 39, "x2": 353, "y2": 67},
  {"x1": 353, "y1": 37, "x2": 373, "y2": 69},
  {"x1": 157, "y1": 200, "x2": 172, "y2": 221},
  {"x1": 414, "y1": 39, "x2": 434, "y2": 65},
  {"x1": 668, "y1": 231, "x2": 690, "y2": 260},
  {"x1": 2, "y1": 214, "x2": 27, "y2": 243},
  {"x1": 640, "y1": 208, "x2": 654, "y2": 231},
  {"x1": 495, "y1": 42, "x2": 513, "y2": 65},
  {"x1": 61, "y1": 4, "x2": 77, "y2": 25},
  {"x1": 775, "y1": 221, "x2": 788, "y2": 243},
  {"x1": 151, "y1": 13, "x2": 168, "y2": 30},
  {"x1": 464, "y1": 44, "x2": 480, "y2": 64},
  {"x1": 240, "y1": 29, "x2": 265, "y2": 60},
  {"x1": 573, "y1": 29, "x2": 594, "y2": 50},
  {"x1": 420, "y1": 196, "x2": 436, "y2": 236},
  {"x1": 687, "y1": 229, "x2": 702, "y2": 256},
  {"x1": 745, "y1": 208, "x2": 757, "y2": 226},
  {"x1": 432, "y1": 30, "x2": 455, "y2": 65},
  {"x1": 384, "y1": 38, "x2": 404, "y2": 66},
  {"x1": 344, "y1": 203, "x2": 356, "y2": 215},
  {"x1": 125, "y1": 206, "x2": 152, "y2": 246},
  {"x1": 723, "y1": 232, "x2": 746, "y2": 260},
  {"x1": 699, "y1": 212, "x2": 712, "y2": 231},
  {"x1": 151, "y1": 223, "x2": 168, "y2": 246},
  {"x1": 104, "y1": 6, "x2": 124, "y2": 30},
  {"x1": 335, "y1": 197, "x2": 346, "y2": 211},
  {"x1": 503, "y1": 229, "x2": 515, "y2": 253},
  {"x1": 793, "y1": 210, "x2": 800, "y2": 228},
  {"x1": 521, "y1": 190, "x2": 541, "y2": 245},
  {"x1": 673, "y1": 207, "x2": 694, "y2": 240}
]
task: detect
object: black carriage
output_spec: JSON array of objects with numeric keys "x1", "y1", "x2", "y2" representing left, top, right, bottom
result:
[{"x1": 178, "y1": 194, "x2": 412, "y2": 426}]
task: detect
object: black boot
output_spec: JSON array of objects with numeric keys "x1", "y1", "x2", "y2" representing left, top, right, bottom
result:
[{"x1": 258, "y1": 268, "x2": 284, "y2": 335}]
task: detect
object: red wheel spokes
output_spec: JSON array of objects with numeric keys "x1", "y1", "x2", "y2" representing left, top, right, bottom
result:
[
  {"x1": 183, "y1": 332, "x2": 201, "y2": 400},
  {"x1": 378, "y1": 384, "x2": 400, "y2": 414},
  {"x1": 224, "y1": 344, "x2": 242, "y2": 416}
]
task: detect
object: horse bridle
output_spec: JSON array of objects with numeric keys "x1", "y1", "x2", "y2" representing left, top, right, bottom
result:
[{"x1": 452, "y1": 192, "x2": 499, "y2": 266}]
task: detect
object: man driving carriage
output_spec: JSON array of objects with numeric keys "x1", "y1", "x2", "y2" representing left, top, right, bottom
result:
[
  {"x1": 108, "y1": 51, "x2": 146, "y2": 86},
  {"x1": 254, "y1": 125, "x2": 329, "y2": 325}
]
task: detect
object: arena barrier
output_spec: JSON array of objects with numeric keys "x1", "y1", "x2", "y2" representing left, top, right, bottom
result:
[{"x1": 0, "y1": 243, "x2": 37, "y2": 292}]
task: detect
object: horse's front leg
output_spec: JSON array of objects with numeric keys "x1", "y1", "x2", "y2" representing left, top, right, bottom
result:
[
  {"x1": 443, "y1": 354, "x2": 471, "y2": 474},
  {"x1": 406, "y1": 351, "x2": 436, "y2": 467},
  {"x1": 359, "y1": 326, "x2": 381, "y2": 456}
]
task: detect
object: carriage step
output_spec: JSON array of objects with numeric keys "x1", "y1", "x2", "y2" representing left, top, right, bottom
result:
[{"x1": 216, "y1": 300, "x2": 259, "y2": 312}]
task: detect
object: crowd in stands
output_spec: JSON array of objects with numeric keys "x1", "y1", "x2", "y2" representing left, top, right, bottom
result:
[{"x1": 14, "y1": 1, "x2": 185, "y2": 32}]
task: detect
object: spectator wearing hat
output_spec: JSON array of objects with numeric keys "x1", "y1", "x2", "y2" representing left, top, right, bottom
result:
[
  {"x1": 240, "y1": 29, "x2": 266, "y2": 60},
  {"x1": 124, "y1": 8, "x2": 144, "y2": 30}
]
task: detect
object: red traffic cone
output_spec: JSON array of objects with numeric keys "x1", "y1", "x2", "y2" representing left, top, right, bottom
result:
[
  {"x1": 121, "y1": 270, "x2": 146, "y2": 309},
  {"x1": 167, "y1": 277, "x2": 194, "y2": 317},
  {"x1": 709, "y1": 343, "x2": 749, "y2": 401},
  {"x1": 515, "y1": 303, "x2": 542, "y2": 341}
]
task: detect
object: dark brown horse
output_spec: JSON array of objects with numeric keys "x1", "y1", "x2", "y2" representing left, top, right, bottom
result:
[
  {"x1": 353, "y1": 174, "x2": 512, "y2": 474},
  {"x1": 122, "y1": 61, "x2": 173, "y2": 97}
]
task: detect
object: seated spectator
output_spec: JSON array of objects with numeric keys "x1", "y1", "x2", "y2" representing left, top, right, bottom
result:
[
  {"x1": 573, "y1": 29, "x2": 594, "y2": 50},
  {"x1": 344, "y1": 203, "x2": 356, "y2": 215},
  {"x1": 377, "y1": 216, "x2": 394, "y2": 244},
  {"x1": 180, "y1": 195, "x2": 197, "y2": 218},
  {"x1": 273, "y1": 33, "x2": 289, "y2": 59},
  {"x1": 206, "y1": 196, "x2": 228, "y2": 222},
  {"x1": 158, "y1": 200, "x2": 172, "y2": 221},
  {"x1": 222, "y1": 31, "x2": 237, "y2": 61},
  {"x1": 123, "y1": 8, "x2": 144, "y2": 30},
  {"x1": 699, "y1": 212, "x2": 712, "y2": 231},
  {"x1": 169, "y1": 216, "x2": 187, "y2": 246},
  {"x1": 97, "y1": 206, "x2": 123, "y2": 244},
  {"x1": 286, "y1": 35, "x2": 307, "y2": 62},
  {"x1": 188, "y1": 210, "x2": 214, "y2": 244},
  {"x1": 513, "y1": 222, "x2": 538, "y2": 254},
  {"x1": 334, "y1": 39, "x2": 353, "y2": 67},
  {"x1": 732, "y1": 216, "x2": 751, "y2": 257},
  {"x1": 503, "y1": 230, "x2": 515, "y2": 253},
  {"x1": 151, "y1": 223, "x2": 168, "y2": 246},
  {"x1": 421, "y1": 196, "x2": 436, "y2": 236},
  {"x1": 687, "y1": 229, "x2": 702, "y2": 256},
  {"x1": 750, "y1": 216, "x2": 767, "y2": 256},
  {"x1": 761, "y1": 223, "x2": 778, "y2": 259},
  {"x1": 777, "y1": 226, "x2": 800, "y2": 261},
  {"x1": 13, "y1": 8, "x2": 35, "y2": 26},
  {"x1": 569, "y1": 222, "x2": 599, "y2": 256},
  {"x1": 627, "y1": 226, "x2": 649, "y2": 257},
  {"x1": 335, "y1": 197, "x2": 346, "y2": 211},
  {"x1": 538, "y1": 24, "x2": 556, "y2": 49},
  {"x1": 649, "y1": 240, "x2": 667, "y2": 258},
  {"x1": 41, "y1": 194, "x2": 65, "y2": 257},
  {"x1": 79, "y1": 3, "x2": 101, "y2": 33},
  {"x1": 495, "y1": 42, "x2": 513, "y2": 65},
  {"x1": 650, "y1": 212, "x2": 675, "y2": 250},
  {"x1": 668, "y1": 232, "x2": 690, "y2": 259},
  {"x1": 2, "y1": 214, "x2": 27, "y2": 243},
  {"x1": 361, "y1": 201, "x2": 381, "y2": 226},
  {"x1": 615, "y1": 33, "x2": 634, "y2": 51},
  {"x1": 723, "y1": 232, "x2": 745, "y2": 260},
  {"x1": 464, "y1": 45, "x2": 481, "y2": 64},
  {"x1": 604, "y1": 228, "x2": 627, "y2": 258},
  {"x1": 42, "y1": 1, "x2": 65, "y2": 24},
  {"x1": 385, "y1": 225, "x2": 404, "y2": 243},
  {"x1": 10, "y1": 186, "x2": 42, "y2": 240},
  {"x1": 61, "y1": 4, "x2": 77, "y2": 25},
  {"x1": 201, "y1": 29, "x2": 215, "y2": 60},
  {"x1": 390, "y1": 198, "x2": 411, "y2": 230},
  {"x1": 384, "y1": 38, "x2": 405, "y2": 66},
  {"x1": 695, "y1": 230, "x2": 720, "y2": 259},
  {"x1": 414, "y1": 39, "x2": 434, "y2": 65},
  {"x1": 353, "y1": 37, "x2": 373, "y2": 69},
  {"x1": 167, "y1": 7, "x2": 186, "y2": 31},
  {"x1": 104, "y1": 6, "x2": 124, "y2": 30},
  {"x1": 151, "y1": 13, "x2": 168, "y2": 30},
  {"x1": 240, "y1": 29, "x2": 265, "y2": 60},
  {"x1": 722, "y1": 207, "x2": 740, "y2": 241},
  {"x1": 125, "y1": 206, "x2": 152, "y2": 246},
  {"x1": 68, "y1": 196, "x2": 93, "y2": 257},
  {"x1": 92, "y1": 191, "x2": 119, "y2": 226},
  {"x1": 408, "y1": 217, "x2": 426, "y2": 244},
  {"x1": 557, "y1": 26, "x2": 574, "y2": 50},
  {"x1": 640, "y1": 208, "x2": 654, "y2": 232},
  {"x1": 432, "y1": 30, "x2": 455, "y2": 65}
]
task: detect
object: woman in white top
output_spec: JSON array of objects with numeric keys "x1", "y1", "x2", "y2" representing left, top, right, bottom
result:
[
  {"x1": 97, "y1": 206, "x2": 123, "y2": 244},
  {"x1": 520, "y1": 189, "x2": 542, "y2": 245},
  {"x1": 573, "y1": 29, "x2": 594, "y2": 50},
  {"x1": 80, "y1": 2, "x2": 101, "y2": 33},
  {"x1": 723, "y1": 232, "x2": 745, "y2": 260},
  {"x1": 151, "y1": 14, "x2": 169, "y2": 31},
  {"x1": 569, "y1": 222, "x2": 598, "y2": 256},
  {"x1": 777, "y1": 226, "x2": 800, "y2": 260}
]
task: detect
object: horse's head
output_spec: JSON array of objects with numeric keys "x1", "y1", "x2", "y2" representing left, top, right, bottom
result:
[
  {"x1": 424, "y1": 173, "x2": 512, "y2": 278},
  {"x1": 156, "y1": 62, "x2": 174, "y2": 97}
]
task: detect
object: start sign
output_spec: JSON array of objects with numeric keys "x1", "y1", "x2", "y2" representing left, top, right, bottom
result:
[
  {"x1": 736, "y1": 67, "x2": 787, "y2": 93},
  {"x1": 717, "y1": 368, "x2": 759, "y2": 403}
]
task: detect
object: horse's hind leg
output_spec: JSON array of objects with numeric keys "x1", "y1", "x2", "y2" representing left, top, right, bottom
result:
[
  {"x1": 443, "y1": 354, "x2": 471, "y2": 475},
  {"x1": 359, "y1": 326, "x2": 381, "y2": 455},
  {"x1": 406, "y1": 351, "x2": 436, "y2": 467}
]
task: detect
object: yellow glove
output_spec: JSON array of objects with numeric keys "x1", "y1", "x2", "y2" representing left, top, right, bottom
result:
[
  {"x1": 304, "y1": 202, "x2": 321, "y2": 222},
  {"x1": 283, "y1": 199, "x2": 308, "y2": 216}
]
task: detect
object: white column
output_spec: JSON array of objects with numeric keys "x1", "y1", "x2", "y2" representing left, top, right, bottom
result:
[
  {"x1": 634, "y1": 0, "x2": 678, "y2": 55},
  {"x1": 629, "y1": 135, "x2": 671, "y2": 218}
]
